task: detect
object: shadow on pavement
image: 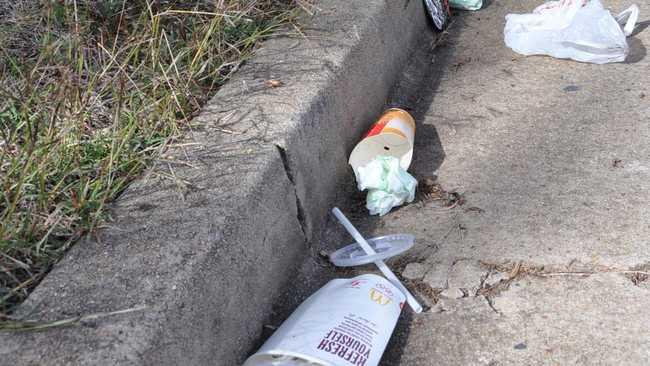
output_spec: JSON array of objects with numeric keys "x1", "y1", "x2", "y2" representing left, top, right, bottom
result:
[
  {"x1": 380, "y1": 14, "x2": 466, "y2": 366},
  {"x1": 244, "y1": 11, "x2": 467, "y2": 366},
  {"x1": 625, "y1": 37, "x2": 646, "y2": 64},
  {"x1": 627, "y1": 19, "x2": 650, "y2": 63}
]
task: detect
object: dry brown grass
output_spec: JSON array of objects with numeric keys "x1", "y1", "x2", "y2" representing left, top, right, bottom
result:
[{"x1": 0, "y1": 0, "x2": 307, "y2": 318}]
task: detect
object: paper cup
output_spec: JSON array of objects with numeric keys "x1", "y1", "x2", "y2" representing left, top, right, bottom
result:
[
  {"x1": 243, "y1": 274, "x2": 405, "y2": 366},
  {"x1": 348, "y1": 108, "x2": 415, "y2": 172}
]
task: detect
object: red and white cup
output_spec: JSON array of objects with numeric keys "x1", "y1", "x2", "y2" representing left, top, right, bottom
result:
[{"x1": 348, "y1": 108, "x2": 416, "y2": 174}]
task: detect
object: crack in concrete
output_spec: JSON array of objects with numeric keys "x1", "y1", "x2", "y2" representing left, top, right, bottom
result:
[
  {"x1": 483, "y1": 295, "x2": 501, "y2": 315},
  {"x1": 476, "y1": 260, "x2": 650, "y2": 311},
  {"x1": 480, "y1": 260, "x2": 650, "y2": 283},
  {"x1": 275, "y1": 144, "x2": 309, "y2": 242},
  {"x1": 406, "y1": 258, "x2": 650, "y2": 314}
]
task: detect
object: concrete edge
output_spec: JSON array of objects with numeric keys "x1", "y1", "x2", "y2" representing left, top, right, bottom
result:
[{"x1": 0, "y1": 1, "x2": 430, "y2": 365}]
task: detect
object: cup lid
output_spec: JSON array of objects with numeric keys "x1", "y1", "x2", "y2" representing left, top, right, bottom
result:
[{"x1": 329, "y1": 234, "x2": 415, "y2": 267}]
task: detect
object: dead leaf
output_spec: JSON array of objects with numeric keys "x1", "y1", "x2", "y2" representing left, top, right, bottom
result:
[
  {"x1": 265, "y1": 79, "x2": 284, "y2": 88},
  {"x1": 465, "y1": 206, "x2": 484, "y2": 213},
  {"x1": 509, "y1": 261, "x2": 522, "y2": 279}
]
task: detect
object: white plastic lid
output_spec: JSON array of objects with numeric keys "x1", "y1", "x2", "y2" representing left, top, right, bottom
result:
[{"x1": 328, "y1": 234, "x2": 415, "y2": 267}]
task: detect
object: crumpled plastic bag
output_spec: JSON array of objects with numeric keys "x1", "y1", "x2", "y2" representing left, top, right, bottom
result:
[
  {"x1": 450, "y1": 0, "x2": 482, "y2": 11},
  {"x1": 504, "y1": 0, "x2": 639, "y2": 64},
  {"x1": 355, "y1": 156, "x2": 417, "y2": 216}
]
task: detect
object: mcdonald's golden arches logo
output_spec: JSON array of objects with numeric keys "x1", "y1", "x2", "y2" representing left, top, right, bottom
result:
[{"x1": 369, "y1": 288, "x2": 392, "y2": 306}]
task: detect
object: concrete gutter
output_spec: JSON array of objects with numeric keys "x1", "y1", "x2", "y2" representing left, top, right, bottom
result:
[{"x1": 0, "y1": 1, "x2": 429, "y2": 364}]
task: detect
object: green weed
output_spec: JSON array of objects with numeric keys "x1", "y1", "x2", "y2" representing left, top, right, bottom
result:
[{"x1": 0, "y1": 0, "x2": 305, "y2": 318}]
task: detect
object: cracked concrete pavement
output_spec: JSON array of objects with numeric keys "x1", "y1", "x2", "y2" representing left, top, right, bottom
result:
[{"x1": 314, "y1": 0, "x2": 650, "y2": 364}]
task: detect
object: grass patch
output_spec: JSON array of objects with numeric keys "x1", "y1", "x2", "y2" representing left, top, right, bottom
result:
[{"x1": 0, "y1": 0, "x2": 305, "y2": 318}]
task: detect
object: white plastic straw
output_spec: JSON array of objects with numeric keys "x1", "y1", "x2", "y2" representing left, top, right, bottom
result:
[{"x1": 332, "y1": 207, "x2": 423, "y2": 313}]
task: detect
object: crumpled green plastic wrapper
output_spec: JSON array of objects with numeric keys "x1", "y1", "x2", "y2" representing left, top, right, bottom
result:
[
  {"x1": 355, "y1": 156, "x2": 417, "y2": 216},
  {"x1": 450, "y1": 0, "x2": 482, "y2": 11}
]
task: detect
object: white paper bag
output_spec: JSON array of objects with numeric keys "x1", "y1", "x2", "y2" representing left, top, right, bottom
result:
[{"x1": 244, "y1": 274, "x2": 405, "y2": 366}]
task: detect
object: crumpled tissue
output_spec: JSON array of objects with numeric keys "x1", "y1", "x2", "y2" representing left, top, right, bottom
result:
[{"x1": 355, "y1": 155, "x2": 417, "y2": 216}]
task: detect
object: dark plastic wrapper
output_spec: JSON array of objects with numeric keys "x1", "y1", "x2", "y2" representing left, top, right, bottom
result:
[{"x1": 424, "y1": 0, "x2": 449, "y2": 30}]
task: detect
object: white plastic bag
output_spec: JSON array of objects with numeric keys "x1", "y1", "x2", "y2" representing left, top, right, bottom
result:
[{"x1": 504, "y1": 0, "x2": 639, "y2": 64}]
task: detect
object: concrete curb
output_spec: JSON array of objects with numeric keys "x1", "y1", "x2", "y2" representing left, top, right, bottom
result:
[{"x1": 0, "y1": 1, "x2": 429, "y2": 364}]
